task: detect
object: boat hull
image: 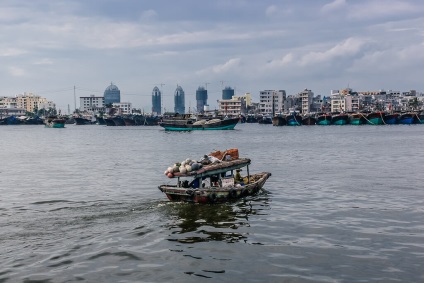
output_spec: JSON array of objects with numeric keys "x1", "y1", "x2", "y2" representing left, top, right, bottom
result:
[
  {"x1": 349, "y1": 114, "x2": 366, "y2": 125},
  {"x1": 398, "y1": 113, "x2": 415, "y2": 124},
  {"x1": 44, "y1": 117, "x2": 65, "y2": 128},
  {"x1": 159, "y1": 118, "x2": 238, "y2": 131},
  {"x1": 45, "y1": 122, "x2": 65, "y2": 128},
  {"x1": 366, "y1": 112, "x2": 385, "y2": 125},
  {"x1": 159, "y1": 172, "x2": 271, "y2": 204},
  {"x1": 384, "y1": 114, "x2": 399, "y2": 125},
  {"x1": 286, "y1": 114, "x2": 302, "y2": 126},
  {"x1": 272, "y1": 116, "x2": 286, "y2": 126},
  {"x1": 316, "y1": 114, "x2": 332, "y2": 125},
  {"x1": 302, "y1": 116, "x2": 317, "y2": 125},
  {"x1": 331, "y1": 114, "x2": 349, "y2": 125}
]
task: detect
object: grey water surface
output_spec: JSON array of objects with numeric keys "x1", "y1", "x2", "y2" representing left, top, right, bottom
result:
[{"x1": 0, "y1": 123, "x2": 423, "y2": 282}]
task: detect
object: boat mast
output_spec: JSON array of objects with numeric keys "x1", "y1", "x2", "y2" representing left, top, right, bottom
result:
[{"x1": 73, "y1": 85, "x2": 76, "y2": 114}]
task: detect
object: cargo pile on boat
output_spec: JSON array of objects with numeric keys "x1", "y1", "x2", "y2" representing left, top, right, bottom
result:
[{"x1": 163, "y1": 148, "x2": 240, "y2": 178}]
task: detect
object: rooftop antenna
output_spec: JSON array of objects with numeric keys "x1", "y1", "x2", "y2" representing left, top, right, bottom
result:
[{"x1": 205, "y1": 82, "x2": 210, "y2": 90}]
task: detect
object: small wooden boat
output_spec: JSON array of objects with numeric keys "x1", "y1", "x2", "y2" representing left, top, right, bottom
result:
[
  {"x1": 158, "y1": 151, "x2": 271, "y2": 203},
  {"x1": 44, "y1": 116, "x2": 65, "y2": 128}
]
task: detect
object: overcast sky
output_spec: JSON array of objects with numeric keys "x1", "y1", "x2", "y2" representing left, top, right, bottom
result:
[{"x1": 1, "y1": 0, "x2": 424, "y2": 112}]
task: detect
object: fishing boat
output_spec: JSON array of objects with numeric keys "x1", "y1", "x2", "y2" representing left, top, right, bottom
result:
[
  {"x1": 349, "y1": 113, "x2": 366, "y2": 125},
  {"x1": 44, "y1": 116, "x2": 65, "y2": 128},
  {"x1": 366, "y1": 111, "x2": 385, "y2": 125},
  {"x1": 159, "y1": 115, "x2": 238, "y2": 131},
  {"x1": 331, "y1": 113, "x2": 349, "y2": 125},
  {"x1": 246, "y1": 114, "x2": 258, "y2": 123},
  {"x1": 158, "y1": 150, "x2": 271, "y2": 203},
  {"x1": 285, "y1": 112, "x2": 302, "y2": 126},
  {"x1": 301, "y1": 114, "x2": 317, "y2": 125},
  {"x1": 415, "y1": 111, "x2": 424, "y2": 124},
  {"x1": 398, "y1": 113, "x2": 415, "y2": 125},
  {"x1": 258, "y1": 115, "x2": 272, "y2": 124},
  {"x1": 316, "y1": 113, "x2": 332, "y2": 125},
  {"x1": 383, "y1": 113, "x2": 399, "y2": 125},
  {"x1": 272, "y1": 114, "x2": 287, "y2": 126}
]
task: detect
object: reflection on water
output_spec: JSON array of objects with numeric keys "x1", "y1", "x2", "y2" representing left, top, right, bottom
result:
[{"x1": 162, "y1": 193, "x2": 271, "y2": 244}]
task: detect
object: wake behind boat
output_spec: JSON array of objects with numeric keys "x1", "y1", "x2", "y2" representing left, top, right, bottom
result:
[
  {"x1": 159, "y1": 114, "x2": 239, "y2": 131},
  {"x1": 158, "y1": 149, "x2": 271, "y2": 203}
]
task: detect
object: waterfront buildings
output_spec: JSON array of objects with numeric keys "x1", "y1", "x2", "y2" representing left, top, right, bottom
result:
[
  {"x1": 174, "y1": 85, "x2": 185, "y2": 114},
  {"x1": 299, "y1": 89, "x2": 314, "y2": 114},
  {"x1": 104, "y1": 83, "x2": 120, "y2": 105},
  {"x1": 152, "y1": 86, "x2": 161, "y2": 115},
  {"x1": 79, "y1": 95, "x2": 104, "y2": 112},
  {"x1": 112, "y1": 102, "x2": 132, "y2": 115},
  {"x1": 259, "y1": 90, "x2": 285, "y2": 116},
  {"x1": 15, "y1": 93, "x2": 54, "y2": 113}
]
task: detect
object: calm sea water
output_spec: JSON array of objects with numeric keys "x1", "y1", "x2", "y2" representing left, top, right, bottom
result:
[{"x1": 0, "y1": 123, "x2": 423, "y2": 282}]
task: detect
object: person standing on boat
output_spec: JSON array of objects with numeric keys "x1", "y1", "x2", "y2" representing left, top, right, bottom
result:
[{"x1": 235, "y1": 169, "x2": 243, "y2": 183}]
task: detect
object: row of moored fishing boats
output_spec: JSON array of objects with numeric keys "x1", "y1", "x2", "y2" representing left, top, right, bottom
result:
[{"x1": 270, "y1": 111, "x2": 424, "y2": 126}]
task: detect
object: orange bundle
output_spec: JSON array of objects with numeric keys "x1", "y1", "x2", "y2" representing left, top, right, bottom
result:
[
  {"x1": 209, "y1": 150, "x2": 225, "y2": 160},
  {"x1": 226, "y1": 148, "x2": 239, "y2": 159}
]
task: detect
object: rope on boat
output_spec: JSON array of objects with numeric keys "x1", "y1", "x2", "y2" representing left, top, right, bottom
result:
[
  {"x1": 380, "y1": 112, "x2": 387, "y2": 125},
  {"x1": 361, "y1": 113, "x2": 374, "y2": 125},
  {"x1": 414, "y1": 112, "x2": 422, "y2": 123}
]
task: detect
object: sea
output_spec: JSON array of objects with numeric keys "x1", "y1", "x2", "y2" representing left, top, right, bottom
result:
[{"x1": 0, "y1": 123, "x2": 423, "y2": 283}]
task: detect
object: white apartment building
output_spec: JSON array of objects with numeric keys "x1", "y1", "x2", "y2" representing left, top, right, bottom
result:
[
  {"x1": 298, "y1": 89, "x2": 314, "y2": 114},
  {"x1": 80, "y1": 95, "x2": 105, "y2": 112},
  {"x1": 112, "y1": 102, "x2": 132, "y2": 115},
  {"x1": 233, "y1": 93, "x2": 252, "y2": 107},
  {"x1": 218, "y1": 97, "x2": 244, "y2": 116},
  {"x1": 259, "y1": 90, "x2": 285, "y2": 115},
  {"x1": 0, "y1": 96, "x2": 18, "y2": 108}
]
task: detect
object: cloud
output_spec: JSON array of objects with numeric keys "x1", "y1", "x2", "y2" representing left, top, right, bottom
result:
[
  {"x1": 8, "y1": 66, "x2": 26, "y2": 77},
  {"x1": 321, "y1": 0, "x2": 347, "y2": 14},
  {"x1": 196, "y1": 58, "x2": 241, "y2": 75},
  {"x1": 347, "y1": 0, "x2": 418, "y2": 20},
  {"x1": 265, "y1": 5, "x2": 279, "y2": 17},
  {"x1": 265, "y1": 4, "x2": 293, "y2": 18},
  {"x1": 139, "y1": 9, "x2": 157, "y2": 21},
  {"x1": 0, "y1": 48, "x2": 27, "y2": 57},
  {"x1": 33, "y1": 58, "x2": 53, "y2": 65},
  {"x1": 266, "y1": 53, "x2": 294, "y2": 68},
  {"x1": 300, "y1": 37, "x2": 367, "y2": 66}
]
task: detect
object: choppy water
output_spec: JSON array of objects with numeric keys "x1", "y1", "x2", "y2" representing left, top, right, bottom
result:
[{"x1": 1, "y1": 124, "x2": 423, "y2": 282}]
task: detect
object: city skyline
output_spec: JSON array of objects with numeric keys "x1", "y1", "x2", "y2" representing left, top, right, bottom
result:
[{"x1": 1, "y1": 0, "x2": 424, "y2": 112}]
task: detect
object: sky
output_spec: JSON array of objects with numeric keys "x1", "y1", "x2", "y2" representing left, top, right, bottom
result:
[{"x1": 1, "y1": 0, "x2": 424, "y2": 113}]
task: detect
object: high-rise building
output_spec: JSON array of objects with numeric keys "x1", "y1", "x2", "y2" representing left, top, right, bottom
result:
[
  {"x1": 152, "y1": 86, "x2": 161, "y2": 115},
  {"x1": 222, "y1": 86, "x2": 234, "y2": 100},
  {"x1": 174, "y1": 85, "x2": 185, "y2": 114},
  {"x1": 104, "y1": 82, "x2": 120, "y2": 105},
  {"x1": 195, "y1": 86, "x2": 208, "y2": 113}
]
